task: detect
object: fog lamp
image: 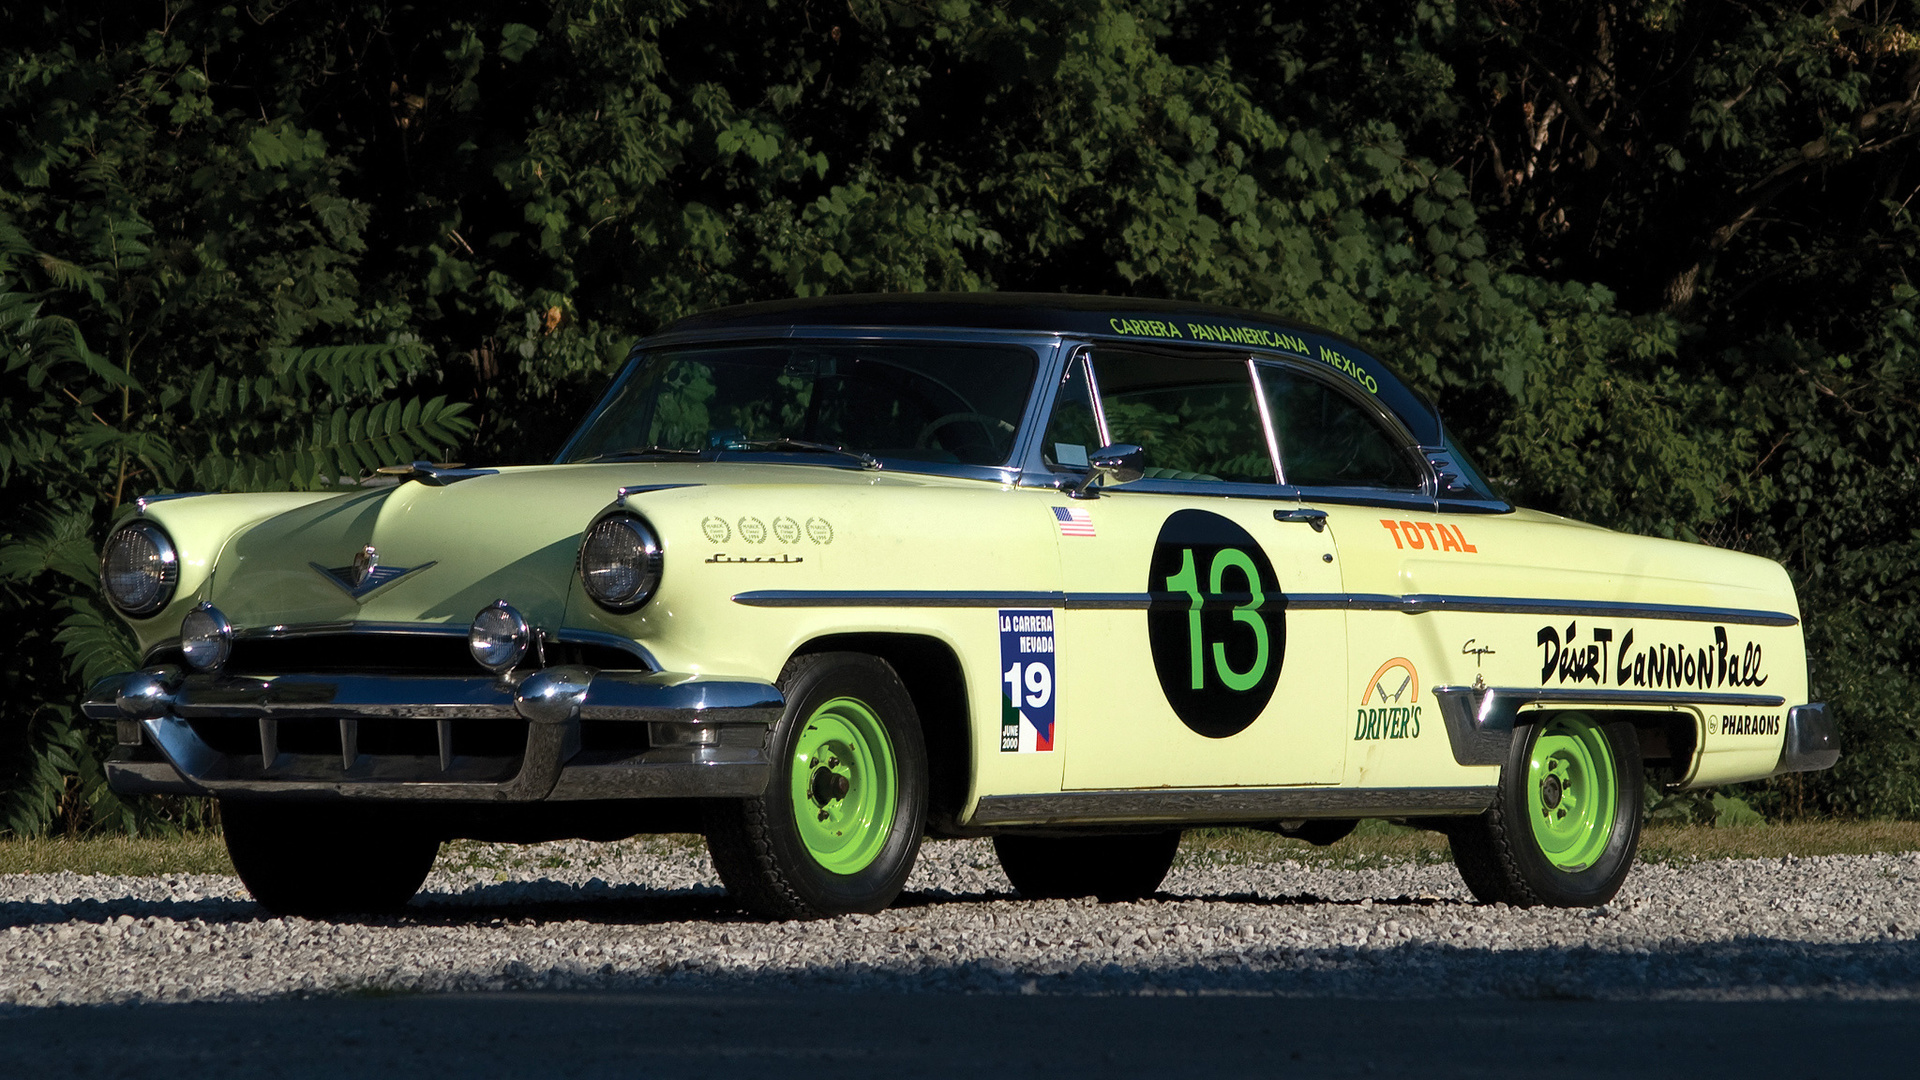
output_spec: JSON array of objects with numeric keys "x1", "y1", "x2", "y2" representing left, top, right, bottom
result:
[
  {"x1": 179, "y1": 602, "x2": 233, "y2": 673},
  {"x1": 469, "y1": 600, "x2": 531, "y2": 672}
]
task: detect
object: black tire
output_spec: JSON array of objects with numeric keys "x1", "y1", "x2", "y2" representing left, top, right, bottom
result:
[
  {"x1": 993, "y1": 831, "x2": 1182, "y2": 902},
  {"x1": 1448, "y1": 712, "x2": 1644, "y2": 907},
  {"x1": 220, "y1": 799, "x2": 439, "y2": 917},
  {"x1": 704, "y1": 652, "x2": 928, "y2": 920}
]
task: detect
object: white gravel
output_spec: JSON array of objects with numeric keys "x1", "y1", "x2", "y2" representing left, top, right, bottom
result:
[{"x1": 3, "y1": 837, "x2": 1918, "y2": 1010}]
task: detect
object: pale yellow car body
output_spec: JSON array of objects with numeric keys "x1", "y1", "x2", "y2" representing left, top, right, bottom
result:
[{"x1": 120, "y1": 452, "x2": 1804, "y2": 823}]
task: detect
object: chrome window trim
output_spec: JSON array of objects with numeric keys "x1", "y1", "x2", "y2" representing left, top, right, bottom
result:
[
  {"x1": 1040, "y1": 341, "x2": 1286, "y2": 492},
  {"x1": 1080, "y1": 346, "x2": 1112, "y2": 448},
  {"x1": 1247, "y1": 356, "x2": 1287, "y2": 484},
  {"x1": 1249, "y1": 354, "x2": 1428, "y2": 500}
]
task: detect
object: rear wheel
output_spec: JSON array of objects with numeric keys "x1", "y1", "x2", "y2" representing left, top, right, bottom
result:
[
  {"x1": 221, "y1": 800, "x2": 439, "y2": 917},
  {"x1": 993, "y1": 831, "x2": 1182, "y2": 902},
  {"x1": 705, "y1": 652, "x2": 928, "y2": 919},
  {"x1": 1449, "y1": 712, "x2": 1643, "y2": 907}
]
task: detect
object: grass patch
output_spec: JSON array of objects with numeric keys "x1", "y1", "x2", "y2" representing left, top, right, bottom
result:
[
  {"x1": 1180, "y1": 819, "x2": 1453, "y2": 871},
  {"x1": 0, "y1": 832, "x2": 232, "y2": 876},
  {"x1": 1636, "y1": 820, "x2": 1920, "y2": 862}
]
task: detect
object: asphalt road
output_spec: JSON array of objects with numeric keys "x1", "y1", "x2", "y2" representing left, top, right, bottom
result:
[{"x1": 3, "y1": 989, "x2": 1908, "y2": 1079}]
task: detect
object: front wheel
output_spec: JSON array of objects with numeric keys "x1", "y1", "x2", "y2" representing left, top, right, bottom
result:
[
  {"x1": 1448, "y1": 712, "x2": 1643, "y2": 907},
  {"x1": 221, "y1": 800, "x2": 440, "y2": 917},
  {"x1": 704, "y1": 652, "x2": 928, "y2": 919}
]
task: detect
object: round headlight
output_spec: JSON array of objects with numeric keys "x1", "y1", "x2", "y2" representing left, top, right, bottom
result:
[
  {"x1": 101, "y1": 521, "x2": 179, "y2": 617},
  {"x1": 469, "y1": 600, "x2": 531, "y2": 672},
  {"x1": 179, "y1": 602, "x2": 233, "y2": 673},
  {"x1": 579, "y1": 515, "x2": 662, "y2": 612}
]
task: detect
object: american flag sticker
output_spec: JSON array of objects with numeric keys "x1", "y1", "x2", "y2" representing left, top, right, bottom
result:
[{"x1": 1052, "y1": 505, "x2": 1096, "y2": 537}]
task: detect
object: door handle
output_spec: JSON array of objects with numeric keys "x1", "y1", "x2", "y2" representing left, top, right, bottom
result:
[{"x1": 1274, "y1": 508, "x2": 1328, "y2": 532}]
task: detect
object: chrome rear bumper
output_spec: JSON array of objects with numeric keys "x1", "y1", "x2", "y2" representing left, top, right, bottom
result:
[
  {"x1": 85, "y1": 667, "x2": 781, "y2": 802},
  {"x1": 1773, "y1": 702, "x2": 1840, "y2": 775}
]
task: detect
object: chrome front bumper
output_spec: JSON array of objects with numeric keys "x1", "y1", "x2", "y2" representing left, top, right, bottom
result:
[{"x1": 85, "y1": 666, "x2": 782, "y2": 802}]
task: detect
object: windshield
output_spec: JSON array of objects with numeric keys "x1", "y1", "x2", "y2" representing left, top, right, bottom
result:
[{"x1": 560, "y1": 342, "x2": 1039, "y2": 468}]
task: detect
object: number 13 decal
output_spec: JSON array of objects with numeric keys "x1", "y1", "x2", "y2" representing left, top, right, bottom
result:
[
  {"x1": 1165, "y1": 546, "x2": 1270, "y2": 692},
  {"x1": 1147, "y1": 510, "x2": 1286, "y2": 739}
]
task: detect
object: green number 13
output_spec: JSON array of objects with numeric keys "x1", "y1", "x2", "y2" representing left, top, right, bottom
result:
[{"x1": 1165, "y1": 547, "x2": 1269, "y2": 691}]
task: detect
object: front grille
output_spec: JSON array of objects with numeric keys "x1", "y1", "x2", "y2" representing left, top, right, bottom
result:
[
  {"x1": 146, "y1": 631, "x2": 649, "y2": 677},
  {"x1": 188, "y1": 717, "x2": 530, "y2": 759},
  {"x1": 227, "y1": 634, "x2": 476, "y2": 675},
  {"x1": 186, "y1": 716, "x2": 531, "y2": 783}
]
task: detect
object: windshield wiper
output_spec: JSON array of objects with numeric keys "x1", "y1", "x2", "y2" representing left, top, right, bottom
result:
[
  {"x1": 725, "y1": 438, "x2": 881, "y2": 470},
  {"x1": 581, "y1": 445, "x2": 708, "y2": 463}
]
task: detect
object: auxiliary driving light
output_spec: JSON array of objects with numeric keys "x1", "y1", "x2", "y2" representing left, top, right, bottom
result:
[
  {"x1": 469, "y1": 600, "x2": 532, "y2": 672},
  {"x1": 178, "y1": 602, "x2": 233, "y2": 673}
]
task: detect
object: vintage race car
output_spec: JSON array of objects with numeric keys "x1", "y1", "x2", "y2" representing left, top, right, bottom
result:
[{"x1": 86, "y1": 294, "x2": 1838, "y2": 916}]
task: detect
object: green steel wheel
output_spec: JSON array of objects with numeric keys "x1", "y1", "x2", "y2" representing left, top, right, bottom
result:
[
  {"x1": 1448, "y1": 712, "x2": 1643, "y2": 908},
  {"x1": 788, "y1": 695, "x2": 898, "y2": 875},
  {"x1": 1526, "y1": 714, "x2": 1619, "y2": 871},
  {"x1": 704, "y1": 652, "x2": 928, "y2": 920}
]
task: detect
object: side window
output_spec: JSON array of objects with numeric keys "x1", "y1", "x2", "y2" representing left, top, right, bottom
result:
[
  {"x1": 1091, "y1": 351, "x2": 1276, "y2": 484},
  {"x1": 1258, "y1": 365, "x2": 1423, "y2": 489},
  {"x1": 1041, "y1": 357, "x2": 1101, "y2": 470}
]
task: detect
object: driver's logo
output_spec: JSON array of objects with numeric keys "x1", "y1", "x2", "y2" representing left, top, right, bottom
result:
[
  {"x1": 1146, "y1": 510, "x2": 1285, "y2": 739},
  {"x1": 1354, "y1": 658, "x2": 1423, "y2": 741}
]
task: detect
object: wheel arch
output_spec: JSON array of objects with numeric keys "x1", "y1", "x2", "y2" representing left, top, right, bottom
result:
[
  {"x1": 1515, "y1": 705, "x2": 1692, "y2": 789},
  {"x1": 789, "y1": 632, "x2": 974, "y2": 838}
]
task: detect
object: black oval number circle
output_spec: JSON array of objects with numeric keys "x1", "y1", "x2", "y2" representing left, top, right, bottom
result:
[{"x1": 1147, "y1": 509, "x2": 1286, "y2": 738}]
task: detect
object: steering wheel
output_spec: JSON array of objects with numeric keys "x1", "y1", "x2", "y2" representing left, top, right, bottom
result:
[{"x1": 915, "y1": 412, "x2": 1016, "y2": 454}]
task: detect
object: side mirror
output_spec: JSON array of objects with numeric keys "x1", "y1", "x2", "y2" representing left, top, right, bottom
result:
[{"x1": 1069, "y1": 443, "x2": 1145, "y2": 499}]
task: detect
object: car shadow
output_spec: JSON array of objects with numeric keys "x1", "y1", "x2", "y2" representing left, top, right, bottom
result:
[{"x1": 0, "y1": 880, "x2": 1485, "y2": 930}]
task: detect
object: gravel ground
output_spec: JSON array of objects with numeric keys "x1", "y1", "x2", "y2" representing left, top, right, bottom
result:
[{"x1": 3, "y1": 837, "x2": 1918, "y2": 1011}]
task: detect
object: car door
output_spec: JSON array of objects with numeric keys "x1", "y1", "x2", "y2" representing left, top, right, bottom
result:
[
  {"x1": 1251, "y1": 360, "x2": 1452, "y2": 787},
  {"x1": 1042, "y1": 347, "x2": 1349, "y2": 791}
]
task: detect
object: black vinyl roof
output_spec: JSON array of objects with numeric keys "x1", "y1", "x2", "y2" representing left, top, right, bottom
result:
[{"x1": 655, "y1": 293, "x2": 1441, "y2": 445}]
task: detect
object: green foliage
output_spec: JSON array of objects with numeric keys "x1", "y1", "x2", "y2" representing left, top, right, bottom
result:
[{"x1": 2, "y1": 0, "x2": 1916, "y2": 827}]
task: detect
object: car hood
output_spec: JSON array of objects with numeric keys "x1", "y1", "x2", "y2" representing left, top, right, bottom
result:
[{"x1": 193, "y1": 462, "x2": 888, "y2": 634}]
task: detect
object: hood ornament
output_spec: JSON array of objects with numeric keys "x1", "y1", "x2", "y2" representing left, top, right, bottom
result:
[{"x1": 312, "y1": 545, "x2": 435, "y2": 600}]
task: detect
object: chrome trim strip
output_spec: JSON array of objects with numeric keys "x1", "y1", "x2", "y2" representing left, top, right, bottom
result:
[
  {"x1": 1430, "y1": 685, "x2": 1791, "y2": 767},
  {"x1": 733, "y1": 590, "x2": 1068, "y2": 609},
  {"x1": 549, "y1": 628, "x2": 658, "y2": 670},
  {"x1": 969, "y1": 786, "x2": 1497, "y2": 826},
  {"x1": 730, "y1": 589, "x2": 1798, "y2": 626},
  {"x1": 237, "y1": 620, "x2": 468, "y2": 641},
  {"x1": 1353, "y1": 594, "x2": 1799, "y2": 626},
  {"x1": 615, "y1": 483, "x2": 700, "y2": 503},
  {"x1": 133, "y1": 492, "x2": 211, "y2": 513}
]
